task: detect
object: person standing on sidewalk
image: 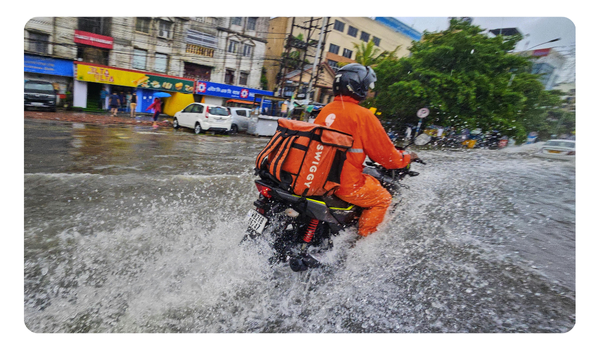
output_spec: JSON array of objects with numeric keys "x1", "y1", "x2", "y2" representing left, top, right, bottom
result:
[
  {"x1": 100, "y1": 88, "x2": 108, "y2": 110},
  {"x1": 129, "y1": 92, "x2": 137, "y2": 118},
  {"x1": 146, "y1": 98, "x2": 162, "y2": 128},
  {"x1": 109, "y1": 92, "x2": 120, "y2": 117}
]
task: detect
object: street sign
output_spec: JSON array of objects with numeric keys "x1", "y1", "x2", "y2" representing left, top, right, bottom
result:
[{"x1": 417, "y1": 108, "x2": 429, "y2": 118}]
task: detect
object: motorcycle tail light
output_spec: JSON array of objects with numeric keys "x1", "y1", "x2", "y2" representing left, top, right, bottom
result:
[{"x1": 255, "y1": 183, "x2": 272, "y2": 198}]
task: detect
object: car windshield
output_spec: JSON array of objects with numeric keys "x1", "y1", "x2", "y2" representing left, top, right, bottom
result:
[
  {"x1": 25, "y1": 82, "x2": 54, "y2": 92},
  {"x1": 545, "y1": 140, "x2": 575, "y2": 148},
  {"x1": 208, "y1": 107, "x2": 229, "y2": 116}
]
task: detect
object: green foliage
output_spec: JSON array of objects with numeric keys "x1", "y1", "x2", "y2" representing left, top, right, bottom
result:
[
  {"x1": 373, "y1": 18, "x2": 565, "y2": 142},
  {"x1": 352, "y1": 40, "x2": 400, "y2": 66}
]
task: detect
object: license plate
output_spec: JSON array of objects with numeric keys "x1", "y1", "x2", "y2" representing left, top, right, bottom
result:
[
  {"x1": 548, "y1": 150, "x2": 561, "y2": 154},
  {"x1": 247, "y1": 210, "x2": 268, "y2": 234},
  {"x1": 31, "y1": 102, "x2": 45, "y2": 106}
]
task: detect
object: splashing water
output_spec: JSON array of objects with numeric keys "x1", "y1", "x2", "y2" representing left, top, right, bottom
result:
[{"x1": 24, "y1": 121, "x2": 574, "y2": 332}]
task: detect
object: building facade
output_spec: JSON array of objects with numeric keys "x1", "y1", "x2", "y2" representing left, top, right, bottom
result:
[
  {"x1": 524, "y1": 48, "x2": 567, "y2": 91},
  {"x1": 24, "y1": 17, "x2": 271, "y2": 114},
  {"x1": 264, "y1": 17, "x2": 421, "y2": 102}
]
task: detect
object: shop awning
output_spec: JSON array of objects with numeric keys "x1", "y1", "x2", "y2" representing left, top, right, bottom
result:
[{"x1": 226, "y1": 99, "x2": 255, "y2": 105}]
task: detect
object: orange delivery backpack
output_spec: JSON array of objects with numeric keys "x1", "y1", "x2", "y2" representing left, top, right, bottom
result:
[{"x1": 255, "y1": 118, "x2": 354, "y2": 197}]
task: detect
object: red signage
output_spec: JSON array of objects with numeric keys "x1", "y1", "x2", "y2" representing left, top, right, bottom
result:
[
  {"x1": 74, "y1": 30, "x2": 114, "y2": 49},
  {"x1": 532, "y1": 48, "x2": 551, "y2": 57}
]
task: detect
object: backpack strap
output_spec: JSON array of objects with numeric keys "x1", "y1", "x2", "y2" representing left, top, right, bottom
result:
[
  {"x1": 269, "y1": 135, "x2": 299, "y2": 181},
  {"x1": 255, "y1": 130, "x2": 284, "y2": 170}
]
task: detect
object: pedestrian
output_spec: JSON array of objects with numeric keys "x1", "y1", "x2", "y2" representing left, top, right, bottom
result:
[
  {"x1": 126, "y1": 92, "x2": 132, "y2": 113},
  {"x1": 100, "y1": 88, "x2": 107, "y2": 110},
  {"x1": 129, "y1": 92, "x2": 137, "y2": 118},
  {"x1": 280, "y1": 100, "x2": 289, "y2": 118},
  {"x1": 119, "y1": 92, "x2": 126, "y2": 112},
  {"x1": 109, "y1": 91, "x2": 121, "y2": 117},
  {"x1": 146, "y1": 98, "x2": 162, "y2": 128}
]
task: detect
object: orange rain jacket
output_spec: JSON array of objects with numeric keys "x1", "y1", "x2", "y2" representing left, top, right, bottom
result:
[{"x1": 314, "y1": 95, "x2": 411, "y2": 236}]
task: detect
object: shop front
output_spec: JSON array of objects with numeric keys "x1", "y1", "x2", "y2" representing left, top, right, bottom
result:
[
  {"x1": 73, "y1": 63, "x2": 195, "y2": 115},
  {"x1": 24, "y1": 54, "x2": 74, "y2": 106}
]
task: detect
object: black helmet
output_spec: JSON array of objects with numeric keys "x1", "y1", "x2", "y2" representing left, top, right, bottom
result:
[{"x1": 333, "y1": 63, "x2": 377, "y2": 101}]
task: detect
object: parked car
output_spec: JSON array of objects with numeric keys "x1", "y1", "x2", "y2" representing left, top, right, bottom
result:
[
  {"x1": 173, "y1": 103, "x2": 232, "y2": 134},
  {"x1": 228, "y1": 107, "x2": 252, "y2": 134},
  {"x1": 24, "y1": 80, "x2": 57, "y2": 112},
  {"x1": 534, "y1": 139, "x2": 575, "y2": 160}
]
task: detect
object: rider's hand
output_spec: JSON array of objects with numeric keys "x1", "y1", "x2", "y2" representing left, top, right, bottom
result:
[{"x1": 409, "y1": 152, "x2": 419, "y2": 161}]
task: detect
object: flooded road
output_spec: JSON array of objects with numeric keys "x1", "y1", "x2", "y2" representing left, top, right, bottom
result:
[{"x1": 24, "y1": 119, "x2": 575, "y2": 333}]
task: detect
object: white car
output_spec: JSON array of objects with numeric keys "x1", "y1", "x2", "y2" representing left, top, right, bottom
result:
[
  {"x1": 229, "y1": 107, "x2": 252, "y2": 133},
  {"x1": 534, "y1": 139, "x2": 575, "y2": 160},
  {"x1": 173, "y1": 103, "x2": 232, "y2": 134}
]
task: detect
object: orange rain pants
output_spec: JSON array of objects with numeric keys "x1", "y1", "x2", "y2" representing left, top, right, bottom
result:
[
  {"x1": 314, "y1": 95, "x2": 411, "y2": 236},
  {"x1": 336, "y1": 174, "x2": 392, "y2": 236}
]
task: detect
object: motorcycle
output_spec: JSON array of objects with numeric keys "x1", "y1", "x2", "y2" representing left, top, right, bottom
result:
[{"x1": 243, "y1": 134, "x2": 430, "y2": 272}]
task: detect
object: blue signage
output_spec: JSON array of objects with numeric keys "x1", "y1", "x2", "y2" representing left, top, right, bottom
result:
[
  {"x1": 195, "y1": 80, "x2": 272, "y2": 101},
  {"x1": 375, "y1": 17, "x2": 422, "y2": 42},
  {"x1": 24, "y1": 54, "x2": 74, "y2": 77}
]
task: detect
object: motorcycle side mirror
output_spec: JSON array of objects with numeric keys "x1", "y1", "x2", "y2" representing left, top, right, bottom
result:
[{"x1": 414, "y1": 133, "x2": 432, "y2": 146}]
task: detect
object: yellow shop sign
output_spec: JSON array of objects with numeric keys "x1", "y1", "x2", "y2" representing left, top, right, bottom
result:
[
  {"x1": 76, "y1": 64, "x2": 144, "y2": 87},
  {"x1": 76, "y1": 63, "x2": 195, "y2": 93}
]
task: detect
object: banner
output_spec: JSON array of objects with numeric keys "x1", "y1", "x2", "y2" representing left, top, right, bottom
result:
[
  {"x1": 25, "y1": 55, "x2": 73, "y2": 77},
  {"x1": 76, "y1": 63, "x2": 195, "y2": 93},
  {"x1": 195, "y1": 80, "x2": 272, "y2": 101},
  {"x1": 74, "y1": 30, "x2": 114, "y2": 49}
]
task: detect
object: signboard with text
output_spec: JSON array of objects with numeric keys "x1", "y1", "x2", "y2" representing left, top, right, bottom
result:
[
  {"x1": 25, "y1": 54, "x2": 73, "y2": 77},
  {"x1": 74, "y1": 30, "x2": 114, "y2": 49},
  {"x1": 195, "y1": 80, "x2": 272, "y2": 100},
  {"x1": 76, "y1": 63, "x2": 195, "y2": 93}
]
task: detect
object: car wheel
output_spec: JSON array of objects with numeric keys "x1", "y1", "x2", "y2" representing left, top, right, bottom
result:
[
  {"x1": 231, "y1": 124, "x2": 239, "y2": 134},
  {"x1": 194, "y1": 123, "x2": 203, "y2": 134},
  {"x1": 173, "y1": 118, "x2": 180, "y2": 129}
]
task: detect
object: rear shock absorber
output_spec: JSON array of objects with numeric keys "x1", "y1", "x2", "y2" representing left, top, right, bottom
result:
[{"x1": 303, "y1": 218, "x2": 319, "y2": 243}]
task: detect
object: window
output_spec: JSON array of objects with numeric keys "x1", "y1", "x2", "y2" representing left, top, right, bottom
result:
[
  {"x1": 373, "y1": 37, "x2": 381, "y2": 46},
  {"x1": 342, "y1": 48, "x2": 353, "y2": 59},
  {"x1": 158, "y1": 21, "x2": 172, "y2": 39},
  {"x1": 28, "y1": 32, "x2": 49, "y2": 54},
  {"x1": 186, "y1": 29, "x2": 218, "y2": 49},
  {"x1": 132, "y1": 49, "x2": 147, "y2": 70},
  {"x1": 135, "y1": 18, "x2": 151, "y2": 33},
  {"x1": 225, "y1": 69, "x2": 235, "y2": 84},
  {"x1": 228, "y1": 40, "x2": 239, "y2": 54},
  {"x1": 209, "y1": 106, "x2": 229, "y2": 115},
  {"x1": 360, "y1": 31, "x2": 370, "y2": 42},
  {"x1": 183, "y1": 104, "x2": 195, "y2": 113},
  {"x1": 327, "y1": 60, "x2": 338, "y2": 69},
  {"x1": 347, "y1": 26, "x2": 358, "y2": 37},
  {"x1": 247, "y1": 17, "x2": 257, "y2": 31},
  {"x1": 334, "y1": 20, "x2": 345, "y2": 32},
  {"x1": 242, "y1": 44, "x2": 253, "y2": 57},
  {"x1": 78, "y1": 17, "x2": 111, "y2": 36},
  {"x1": 155, "y1": 53, "x2": 168, "y2": 73},
  {"x1": 239, "y1": 72, "x2": 249, "y2": 85},
  {"x1": 192, "y1": 104, "x2": 204, "y2": 113},
  {"x1": 329, "y1": 43, "x2": 340, "y2": 55},
  {"x1": 232, "y1": 17, "x2": 242, "y2": 26}
]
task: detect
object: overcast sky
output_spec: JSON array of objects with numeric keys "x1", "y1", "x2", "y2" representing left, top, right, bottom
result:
[{"x1": 396, "y1": 17, "x2": 575, "y2": 52}]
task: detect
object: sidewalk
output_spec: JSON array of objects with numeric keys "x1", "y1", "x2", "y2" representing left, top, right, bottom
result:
[{"x1": 24, "y1": 109, "x2": 172, "y2": 127}]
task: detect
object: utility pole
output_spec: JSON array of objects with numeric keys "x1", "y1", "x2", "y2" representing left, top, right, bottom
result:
[{"x1": 304, "y1": 17, "x2": 327, "y2": 106}]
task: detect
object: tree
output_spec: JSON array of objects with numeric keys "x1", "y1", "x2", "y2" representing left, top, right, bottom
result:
[
  {"x1": 374, "y1": 18, "x2": 560, "y2": 142},
  {"x1": 352, "y1": 40, "x2": 400, "y2": 67}
]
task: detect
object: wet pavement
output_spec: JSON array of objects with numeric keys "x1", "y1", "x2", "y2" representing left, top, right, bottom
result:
[{"x1": 23, "y1": 118, "x2": 576, "y2": 334}]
